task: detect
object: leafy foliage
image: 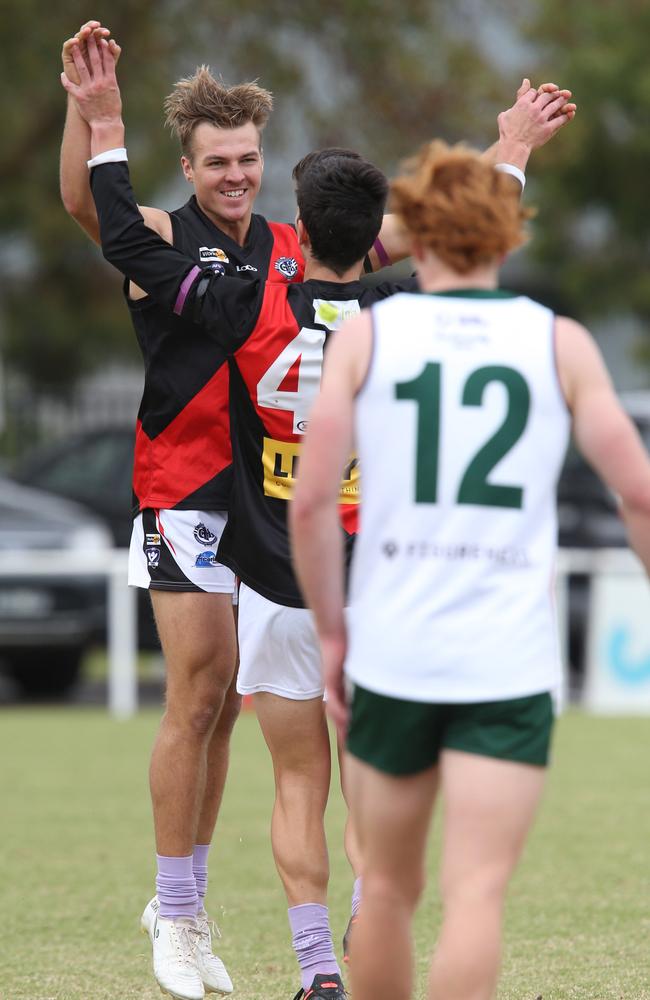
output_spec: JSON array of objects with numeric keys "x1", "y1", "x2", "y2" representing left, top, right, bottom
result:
[
  {"x1": 0, "y1": 0, "x2": 501, "y2": 392},
  {"x1": 1, "y1": 0, "x2": 648, "y2": 393},
  {"x1": 513, "y1": 0, "x2": 650, "y2": 335}
]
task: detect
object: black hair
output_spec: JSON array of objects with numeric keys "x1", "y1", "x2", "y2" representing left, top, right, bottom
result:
[{"x1": 292, "y1": 148, "x2": 388, "y2": 276}]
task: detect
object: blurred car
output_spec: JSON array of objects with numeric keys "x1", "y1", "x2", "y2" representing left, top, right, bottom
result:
[
  {"x1": 11, "y1": 396, "x2": 650, "y2": 687},
  {"x1": 13, "y1": 427, "x2": 158, "y2": 649},
  {"x1": 15, "y1": 427, "x2": 135, "y2": 546},
  {"x1": 0, "y1": 477, "x2": 113, "y2": 696}
]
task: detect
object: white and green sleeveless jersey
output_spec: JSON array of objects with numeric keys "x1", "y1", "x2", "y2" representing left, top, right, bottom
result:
[{"x1": 346, "y1": 289, "x2": 571, "y2": 703}]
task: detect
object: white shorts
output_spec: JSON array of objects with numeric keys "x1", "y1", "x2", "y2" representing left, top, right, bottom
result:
[
  {"x1": 236, "y1": 582, "x2": 323, "y2": 700},
  {"x1": 129, "y1": 509, "x2": 236, "y2": 595}
]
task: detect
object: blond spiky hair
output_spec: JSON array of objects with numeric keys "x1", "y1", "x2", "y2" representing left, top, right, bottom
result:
[{"x1": 163, "y1": 66, "x2": 273, "y2": 157}]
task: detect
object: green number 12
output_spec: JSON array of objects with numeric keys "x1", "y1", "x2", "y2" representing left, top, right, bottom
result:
[{"x1": 395, "y1": 363, "x2": 530, "y2": 508}]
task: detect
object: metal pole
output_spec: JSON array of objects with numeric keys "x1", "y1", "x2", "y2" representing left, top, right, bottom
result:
[{"x1": 107, "y1": 550, "x2": 138, "y2": 718}]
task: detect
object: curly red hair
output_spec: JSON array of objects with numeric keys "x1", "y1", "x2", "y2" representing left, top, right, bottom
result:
[{"x1": 390, "y1": 140, "x2": 534, "y2": 274}]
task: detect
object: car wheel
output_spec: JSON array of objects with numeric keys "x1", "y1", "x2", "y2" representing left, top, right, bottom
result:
[{"x1": 6, "y1": 648, "x2": 84, "y2": 698}]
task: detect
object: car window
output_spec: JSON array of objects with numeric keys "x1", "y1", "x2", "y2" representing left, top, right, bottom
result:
[{"x1": 31, "y1": 434, "x2": 133, "y2": 506}]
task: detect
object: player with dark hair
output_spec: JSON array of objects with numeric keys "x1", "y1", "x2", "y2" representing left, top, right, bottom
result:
[{"x1": 290, "y1": 140, "x2": 650, "y2": 1000}]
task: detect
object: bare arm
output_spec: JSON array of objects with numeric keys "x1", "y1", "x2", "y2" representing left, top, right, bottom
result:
[
  {"x1": 291, "y1": 312, "x2": 373, "y2": 737},
  {"x1": 369, "y1": 79, "x2": 576, "y2": 271},
  {"x1": 556, "y1": 316, "x2": 650, "y2": 572},
  {"x1": 60, "y1": 24, "x2": 114, "y2": 243},
  {"x1": 60, "y1": 24, "x2": 172, "y2": 257},
  {"x1": 60, "y1": 94, "x2": 101, "y2": 243}
]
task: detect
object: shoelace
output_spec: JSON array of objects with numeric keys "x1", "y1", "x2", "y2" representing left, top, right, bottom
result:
[
  {"x1": 170, "y1": 921, "x2": 201, "y2": 966},
  {"x1": 196, "y1": 915, "x2": 222, "y2": 953}
]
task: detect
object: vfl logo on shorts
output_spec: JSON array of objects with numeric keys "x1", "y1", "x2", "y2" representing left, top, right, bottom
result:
[
  {"x1": 274, "y1": 256, "x2": 299, "y2": 280},
  {"x1": 194, "y1": 551, "x2": 219, "y2": 568},
  {"x1": 193, "y1": 522, "x2": 218, "y2": 546},
  {"x1": 145, "y1": 547, "x2": 161, "y2": 568}
]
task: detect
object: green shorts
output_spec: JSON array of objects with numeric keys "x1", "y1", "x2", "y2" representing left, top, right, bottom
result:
[{"x1": 347, "y1": 685, "x2": 554, "y2": 775}]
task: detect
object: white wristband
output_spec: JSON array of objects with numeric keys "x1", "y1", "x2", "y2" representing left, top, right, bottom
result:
[
  {"x1": 87, "y1": 147, "x2": 128, "y2": 169},
  {"x1": 495, "y1": 162, "x2": 526, "y2": 190}
]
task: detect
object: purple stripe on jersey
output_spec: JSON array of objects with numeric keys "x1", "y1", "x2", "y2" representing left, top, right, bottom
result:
[
  {"x1": 174, "y1": 266, "x2": 201, "y2": 315},
  {"x1": 373, "y1": 236, "x2": 391, "y2": 268}
]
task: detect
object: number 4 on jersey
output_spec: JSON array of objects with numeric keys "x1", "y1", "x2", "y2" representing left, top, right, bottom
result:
[{"x1": 256, "y1": 327, "x2": 326, "y2": 434}]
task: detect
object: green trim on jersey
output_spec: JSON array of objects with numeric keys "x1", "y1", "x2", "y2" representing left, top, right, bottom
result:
[
  {"x1": 347, "y1": 686, "x2": 554, "y2": 774},
  {"x1": 428, "y1": 288, "x2": 519, "y2": 299}
]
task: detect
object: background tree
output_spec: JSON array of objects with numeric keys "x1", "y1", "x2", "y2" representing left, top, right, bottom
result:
[
  {"x1": 0, "y1": 0, "x2": 504, "y2": 399},
  {"x1": 503, "y1": 0, "x2": 650, "y2": 347},
  {"x1": 1, "y1": 0, "x2": 647, "y2": 413}
]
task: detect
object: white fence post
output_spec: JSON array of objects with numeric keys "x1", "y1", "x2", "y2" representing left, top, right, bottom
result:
[
  {"x1": 107, "y1": 550, "x2": 137, "y2": 719},
  {"x1": 0, "y1": 549, "x2": 138, "y2": 718}
]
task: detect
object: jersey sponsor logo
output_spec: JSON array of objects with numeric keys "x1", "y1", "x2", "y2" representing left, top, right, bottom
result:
[
  {"x1": 145, "y1": 533, "x2": 161, "y2": 546},
  {"x1": 313, "y1": 298, "x2": 361, "y2": 330},
  {"x1": 379, "y1": 540, "x2": 530, "y2": 567},
  {"x1": 145, "y1": 546, "x2": 161, "y2": 568},
  {"x1": 274, "y1": 256, "x2": 299, "y2": 280},
  {"x1": 262, "y1": 436, "x2": 360, "y2": 503},
  {"x1": 194, "y1": 550, "x2": 219, "y2": 568},
  {"x1": 199, "y1": 246, "x2": 230, "y2": 264},
  {"x1": 193, "y1": 522, "x2": 218, "y2": 546},
  {"x1": 236, "y1": 264, "x2": 258, "y2": 273}
]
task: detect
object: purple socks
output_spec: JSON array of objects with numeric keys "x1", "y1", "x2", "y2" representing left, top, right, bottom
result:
[
  {"x1": 156, "y1": 854, "x2": 199, "y2": 919},
  {"x1": 193, "y1": 843, "x2": 211, "y2": 909},
  {"x1": 288, "y1": 903, "x2": 340, "y2": 991},
  {"x1": 155, "y1": 844, "x2": 212, "y2": 918}
]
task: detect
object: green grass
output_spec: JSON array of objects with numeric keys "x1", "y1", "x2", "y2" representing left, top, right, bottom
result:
[{"x1": 1, "y1": 708, "x2": 649, "y2": 999}]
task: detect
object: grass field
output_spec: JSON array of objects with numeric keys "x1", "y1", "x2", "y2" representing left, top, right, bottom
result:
[{"x1": 1, "y1": 706, "x2": 649, "y2": 1000}]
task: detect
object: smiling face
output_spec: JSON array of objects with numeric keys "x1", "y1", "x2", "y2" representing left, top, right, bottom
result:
[{"x1": 181, "y1": 120, "x2": 264, "y2": 244}]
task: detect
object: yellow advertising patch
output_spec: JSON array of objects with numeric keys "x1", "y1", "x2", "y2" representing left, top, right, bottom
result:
[{"x1": 262, "y1": 437, "x2": 360, "y2": 503}]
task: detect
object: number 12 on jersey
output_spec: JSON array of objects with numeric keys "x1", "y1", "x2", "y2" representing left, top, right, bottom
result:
[{"x1": 395, "y1": 363, "x2": 531, "y2": 509}]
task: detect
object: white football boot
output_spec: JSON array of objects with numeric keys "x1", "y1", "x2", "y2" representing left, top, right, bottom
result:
[
  {"x1": 141, "y1": 897, "x2": 204, "y2": 1000},
  {"x1": 195, "y1": 908, "x2": 233, "y2": 995}
]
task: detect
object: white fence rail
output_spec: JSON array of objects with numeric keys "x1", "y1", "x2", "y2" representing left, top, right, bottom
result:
[
  {"x1": 0, "y1": 549, "x2": 136, "y2": 718},
  {"x1": 0, "y1": 547, "x2": 648, "y2": 718}
]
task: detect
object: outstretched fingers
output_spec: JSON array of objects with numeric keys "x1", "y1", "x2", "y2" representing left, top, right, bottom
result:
[{"x1": 85, "y1": 31, "x2": 104, "y2": 76}]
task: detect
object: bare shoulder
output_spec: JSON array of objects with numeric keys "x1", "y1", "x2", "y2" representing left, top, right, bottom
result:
[
  {"x1": 554, "y1": 314, "x2": 598, "y2": 353},
  {"x1": 138, "y1": 205, "x2": 173, "y2": 243},
  {"x1": 554, "y1": 314, "x2": 612, "y2": 401}
]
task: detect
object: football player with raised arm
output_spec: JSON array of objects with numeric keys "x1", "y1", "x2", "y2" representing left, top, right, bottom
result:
[
  {"x1": 290, "y1": 141, "x2": 650, "y2": 1000},
  {"x1": 61, "y1": 28, "x2": 575, "y2": 1000}
]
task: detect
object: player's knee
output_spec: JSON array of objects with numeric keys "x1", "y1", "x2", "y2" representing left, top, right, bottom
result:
[
  {"x1": 364, "y1": 866, "x2": 425, "y2": 912},
  {"x1": 440, "y1": 863, "x2": 510, "y2": 911},
  {"x1": 186, "y1": 699, "x2": 224, "y2": 737},
  {"x1": 363, "y1": 870, "x2": 424, "y2": 912},
  {"x1": 216, "y1": 686, "x2": 243, "y2": 735}
]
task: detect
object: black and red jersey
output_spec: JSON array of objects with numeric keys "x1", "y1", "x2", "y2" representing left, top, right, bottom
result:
[
  {"x1": 91, "y1": 161, "x2": 415, "y2": 606},
  {"x1": 123, "y1": 195, "x2": 304, "y2": 514}
]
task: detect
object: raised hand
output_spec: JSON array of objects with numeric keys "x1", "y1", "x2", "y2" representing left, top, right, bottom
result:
[
  {"x1": 62, "y1": 20, "x2": 121, "y2": 86},
  {"x1": 60, "y1": 32, "x2": 122, "y2": 128},
  {"x1": 500, "y1": 78, "x2": 577, "y2": 150}
]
